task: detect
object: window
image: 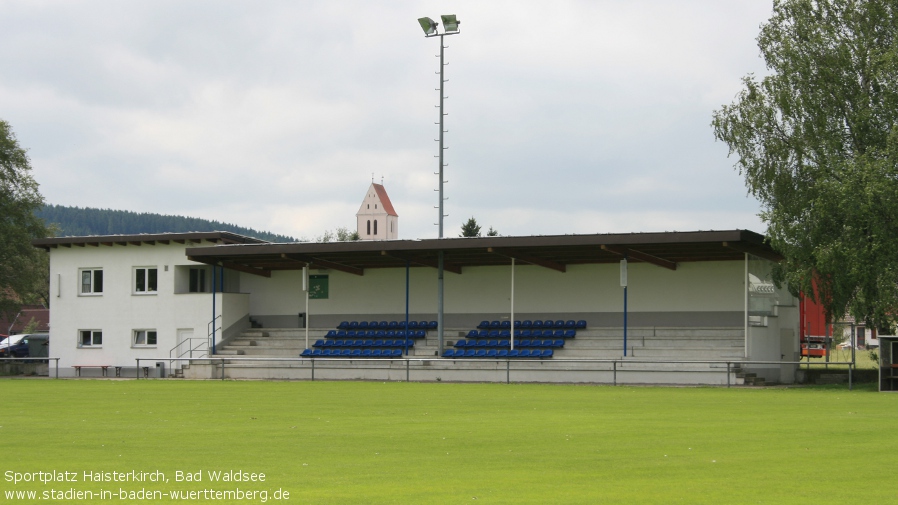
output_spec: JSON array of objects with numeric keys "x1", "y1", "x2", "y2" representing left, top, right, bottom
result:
[
  {"x1": 79, "y1": 330, "x2": 102, "y2": 347},
  {"x1": 134, "y1": 267, "x2": 158, "y2": 293},
  {"x1": 80, "y1": 269, "x2": 103, "y2": 295},
  {"x1": 189, "y1": 268, "x2": 206, "y2": 293},
  {"x1": 375, "y1": 204, "x2": 378, "y2": 209},
  {"x1": 133, "y1": 330, "x2": 157, "y2": 347},
  {"x1": 367, "y1": 220, "x2": 371, "y2": 235},
  {"x1": 374, "y1": 220, "x2": 378, "y2": 235}
]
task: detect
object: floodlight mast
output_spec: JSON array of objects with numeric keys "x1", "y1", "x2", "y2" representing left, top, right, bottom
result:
[{"x1": 418, "y1": 15, "x2": 460, "y2": 355}]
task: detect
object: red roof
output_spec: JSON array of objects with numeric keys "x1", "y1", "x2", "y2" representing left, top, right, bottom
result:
[
  {"x1": 372, "y1": 183, "x2": 397, "y2": 216},
  {"x1": 0, "y1": 305, "x2": 49, "y2": 334}
]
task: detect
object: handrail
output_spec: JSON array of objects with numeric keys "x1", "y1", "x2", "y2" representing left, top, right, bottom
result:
[
  {"x1": 168, "y1": 337, "x2": 209, "y2": 370},
  {"x1": 0, "y1": 357, "x2": 60, "y2": 378},
  {"x1": 136, "y1": 357, "x2": 860, "y2": 389}
]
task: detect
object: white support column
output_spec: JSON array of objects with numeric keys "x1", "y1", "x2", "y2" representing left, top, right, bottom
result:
[{"x1": 510, "y1": 257, "x2": 515, "y2": 351}]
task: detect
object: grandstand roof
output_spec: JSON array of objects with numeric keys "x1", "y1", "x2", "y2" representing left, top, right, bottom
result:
[{"x1": 184, "y1": 229, "x2": 779, "y2": 278}]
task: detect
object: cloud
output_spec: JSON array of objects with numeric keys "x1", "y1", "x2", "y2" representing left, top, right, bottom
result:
[{"x1": 1, "y1": 0, "x2": 772, "y2": 240}]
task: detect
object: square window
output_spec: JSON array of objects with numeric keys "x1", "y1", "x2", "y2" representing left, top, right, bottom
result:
[
  {"x1": 79, "y1": 269, "x2": 103, "y2": 294},
  {"x1": 135, "y1": 267, "x2": 158, "y2": 293},
  {"x1": 78, "y1": 330, "x2": 102, "y2": 347},
  {"x1": 133, "y1": 330, "x2": 157, "y2": 347},
  {"x1": 189, "y1": 268, "x2": 206, "y2": 293}
]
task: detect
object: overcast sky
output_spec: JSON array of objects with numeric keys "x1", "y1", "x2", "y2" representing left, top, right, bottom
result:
[{"x1": 2, "y1": 1, "x2": 773, "y2": 241}]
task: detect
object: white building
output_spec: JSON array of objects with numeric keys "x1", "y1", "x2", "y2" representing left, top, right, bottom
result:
[
  {"x1": 356, "y1": 182, "x2": 398, "y2": 240},
  {"x1": 34, "y1": 229, "x2": 800, "y2": 383}
]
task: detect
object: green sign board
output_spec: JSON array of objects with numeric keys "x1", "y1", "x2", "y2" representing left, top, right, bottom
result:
[{"x1": 309, "y1": 275, "x2": 329, "y2": 299}]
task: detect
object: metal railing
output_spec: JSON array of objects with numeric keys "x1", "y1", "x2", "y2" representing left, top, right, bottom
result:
[
  {"x1": 0, "y1": 357, "x2": 60, "y2": 378},
  {"x1": 136, "y1": 357, "x2": 859, "y2": 389},
  {"x1": 168, "y1": 338, "x2": 209, "y2": 369}
]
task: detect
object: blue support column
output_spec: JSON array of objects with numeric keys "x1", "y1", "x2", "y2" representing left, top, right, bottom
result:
[
  {"x1": 405, "y1": 260, "x2": 410, "y2": 356},
  {"x1": 211, "y1": 265, "x2": 217, "y2": 355}
]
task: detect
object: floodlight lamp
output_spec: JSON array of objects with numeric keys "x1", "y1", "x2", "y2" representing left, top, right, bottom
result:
[
  {"x1": 440, "y1": 14, "x2": 460, "y2": 32},
  {"x1": 418, "y1": 17, "x2": 438, "y2": 36}
]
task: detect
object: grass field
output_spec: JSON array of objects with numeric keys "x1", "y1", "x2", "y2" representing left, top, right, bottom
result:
[{"x1": 1, "y1": 379, "x2": 896, "y2": 504}]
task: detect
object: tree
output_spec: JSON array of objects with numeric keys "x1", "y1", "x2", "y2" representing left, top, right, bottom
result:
[
  {"x1": 712, "y1": 0, "x2": 898, "y2": 326},
  {"x1": 460, "y1": 217, "x2": 482, "y2": 237},
  {"x1": 486, "y1": 226, "x2": 499, "y2": 237},
  {"x1": 317, "y1": 227, "x2": 360, "y2": 243},
  {"x1": 0, "y1": 119, "x2": 51, "y2": 318}
]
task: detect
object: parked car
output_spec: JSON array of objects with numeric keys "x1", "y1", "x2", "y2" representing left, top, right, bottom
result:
[
  {"x1": 0, "y1": 335, "x2": 27, "y2": 357},
  {"x1": 0, "y1": 334, "x2": 48, "y2": 358}
]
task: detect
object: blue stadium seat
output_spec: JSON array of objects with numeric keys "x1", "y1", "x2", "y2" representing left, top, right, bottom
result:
[
  {"x1": 349, "y1": 321, "x2": 359, "y2": 330},
  {"x1": 341, "y1": 349, "x2": 352, "y2": 356},
  {"x1": 553, "y1": 339, "x2": 565, "y2": 348},
  {"x1": 513, "y1": 320, "x2": 522, "y2": 329},
  {"x1": 311, "y1": 349, "x2": 324, "y2": 357},
  {"x1": 553, "y1": 330, "x2": 565, "y2": 338},
  {"x1": 475, "y1": 350, "x2": 488, "y2": 358},
  {"x1": 313, "y1": 339, "x2": 325, "y2": 348},
  {"x1": 350, "y1": 349, "x2": 361, "y2": 357},
  {"x1": 542, "y1": 320, "x2": 555, "y2": 329},
  {"x1": 403, "y1": 339, "x2": 415, "y2": 348},
  {"x1": 500, "y1": 321, "x2": 511, "y2": 329},
  {"x1": 514, "y1": 330, "x2": 523, "y2": 337},
  {"x1": 385, "y1": 330, "x2": 396, "y2": 338},
  {"x1": 507, "y1": 349, "x2": 520, "y2": 358},
  {"x1": 533, "y1": 330, "x2": 545, "y2": 338},
  {"x1": 388, "y1": 321, "x2": 398, "y2": 329},
  {"x1": 521, "y1": 320, "x2": 533, "y2": 329},
  {"x1": 478, "y1": 320, "x2": 491, "y2": 329},
  {"x1": 361, "y1": 349, "x2": 373, "y2": 357},
  {"x1": 454, "y1": 339, "x2": 467, "y2": 348},
  {"x1": 468, "y1": 330, "x2": 479, "y2": 338},
  {"x1": 519, "y1": 339, "x2": 531, "y2": 347},
  {"x1": 418, "y1": 320, "x2": 429, "y2": 329},
  {"x1": 518, "y1": 349, "x2": 532, "y2": 358},
  {"x1": 388, "y1": 349, "x2": 400, "y2": 358},
  {"x1": 554, "y1": 320, "x2": 565, "y2": 329},
  {"x1": 408, "y1": 321, "x2": 419, "y2": 329},
  {"x1": 478, "y1": 330, "x2": 489, "y2": 338},
  {"x1": 368, "y1": 349, "x2": 380, "y2": 357},
  {"x1": 565, "y1": 320, "x2": 577, "y2": 329},
  {"x1": 564, "y1": 330, "x2": 576, "y2": 338},
  {"x1": 576, "y1": 320, "x2": 587, "y2": 329},
  {"x1": 540, "y1": 349, "x2": 554, "y2": 358},
  {"x1": 415, "y1": 330, "x2": 427, "y2": 338},
  {"x1": 358, "y1": 321, "x2": 369, "y2": 330},
  {"x1": 486, "y1": 349, "x2": 498, "y2": 358},
  {"x1": 428, "y1": 321, "x2": 438, "y2": 329},
  {"x1": 378, "y1": 321, "x2": 388, "y2": 329},
  {"x1": 338, "y1": 321, "x2": 350, "y2": 329},
  {"x1": 498, "y1": 339, "x2": 510, "y2": 348},
  {"x1": 338, "y1": 330, "x2": 348, "y2": 337},
  {"x1": 396, "y1": 330, "x2": 407, "y2": 338},
  {"x1": 487, "y1": 339, "x2": 499, "y2": 348},
  {"x1": 497, "y1": 349, "x2": 509, "y2": 358},
  {"x1": 374, "y1": 330, "x2": 385, "y2": 338},
  {"x1": 488, "y1": 330, "x2": 500, "y2": 338},
  {"x1": 300, "y1": 349, "x2": 312, "y2": 357},
  {"x1": 531, "y1": 320, "x2": 543, "y2": 329},
  {"x1": 382, "y1": 339, "x2": 394, "y2": 347},
  {"x1": 372, "y1": 339, "x2": 383, "y2": 347},
  {"x1": 499, "y1": 330, "x2": 511, "y2": 338},
  {"x1": 489, "y1": 320, "x2": 501, "y2": 329},
  {"x1": 530, "y1": 339, "x2": 542, "y2": 348},
  {"x1": 443, "y1": 349, "x2": 457, "y2": 358},
  {"x1": 477, "y1": 339, "x2": 489, "y2": 348},
  {"x1": 521, "y1": 330, "x2": 532, "y2": 338},
  {"x1": 326, "y1": 330, "x2": 337, "y2": 338}
]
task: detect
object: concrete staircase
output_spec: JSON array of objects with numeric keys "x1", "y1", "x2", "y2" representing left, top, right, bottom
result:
[{"x1": 173, "y1": 325, "x2": 752, "y2": 385}]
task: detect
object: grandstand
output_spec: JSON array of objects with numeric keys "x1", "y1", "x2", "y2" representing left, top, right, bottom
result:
[{"x1": 35, "y1": 229, "x2": 799, "y2": 384}]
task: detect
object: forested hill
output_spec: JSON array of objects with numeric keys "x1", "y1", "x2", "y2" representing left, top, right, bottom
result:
[{"x1": 36, "y1": 205, "x2": 298, "y2": 243}]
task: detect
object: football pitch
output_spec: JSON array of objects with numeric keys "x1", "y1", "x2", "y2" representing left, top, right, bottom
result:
[{"x1": 0, "y1": 379, "x2": 895, "y2": 504}]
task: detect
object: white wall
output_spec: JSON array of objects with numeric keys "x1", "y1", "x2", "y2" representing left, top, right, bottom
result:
[
  {"x1": 239, "y1": 260, "x2": 745, "y2": 322},
  {"x1": 47, "y1": 242, "x2": 238, "y2": 375}
]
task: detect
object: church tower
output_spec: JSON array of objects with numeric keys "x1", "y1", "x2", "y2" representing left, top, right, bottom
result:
[{"x1": 356, "y1": 182, "x2": 398, "y2": 240}]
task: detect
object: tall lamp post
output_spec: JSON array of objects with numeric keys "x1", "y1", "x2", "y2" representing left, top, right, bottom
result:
[{"x1": 418, "y1": 14, "x2": 459, "y2": 355}]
